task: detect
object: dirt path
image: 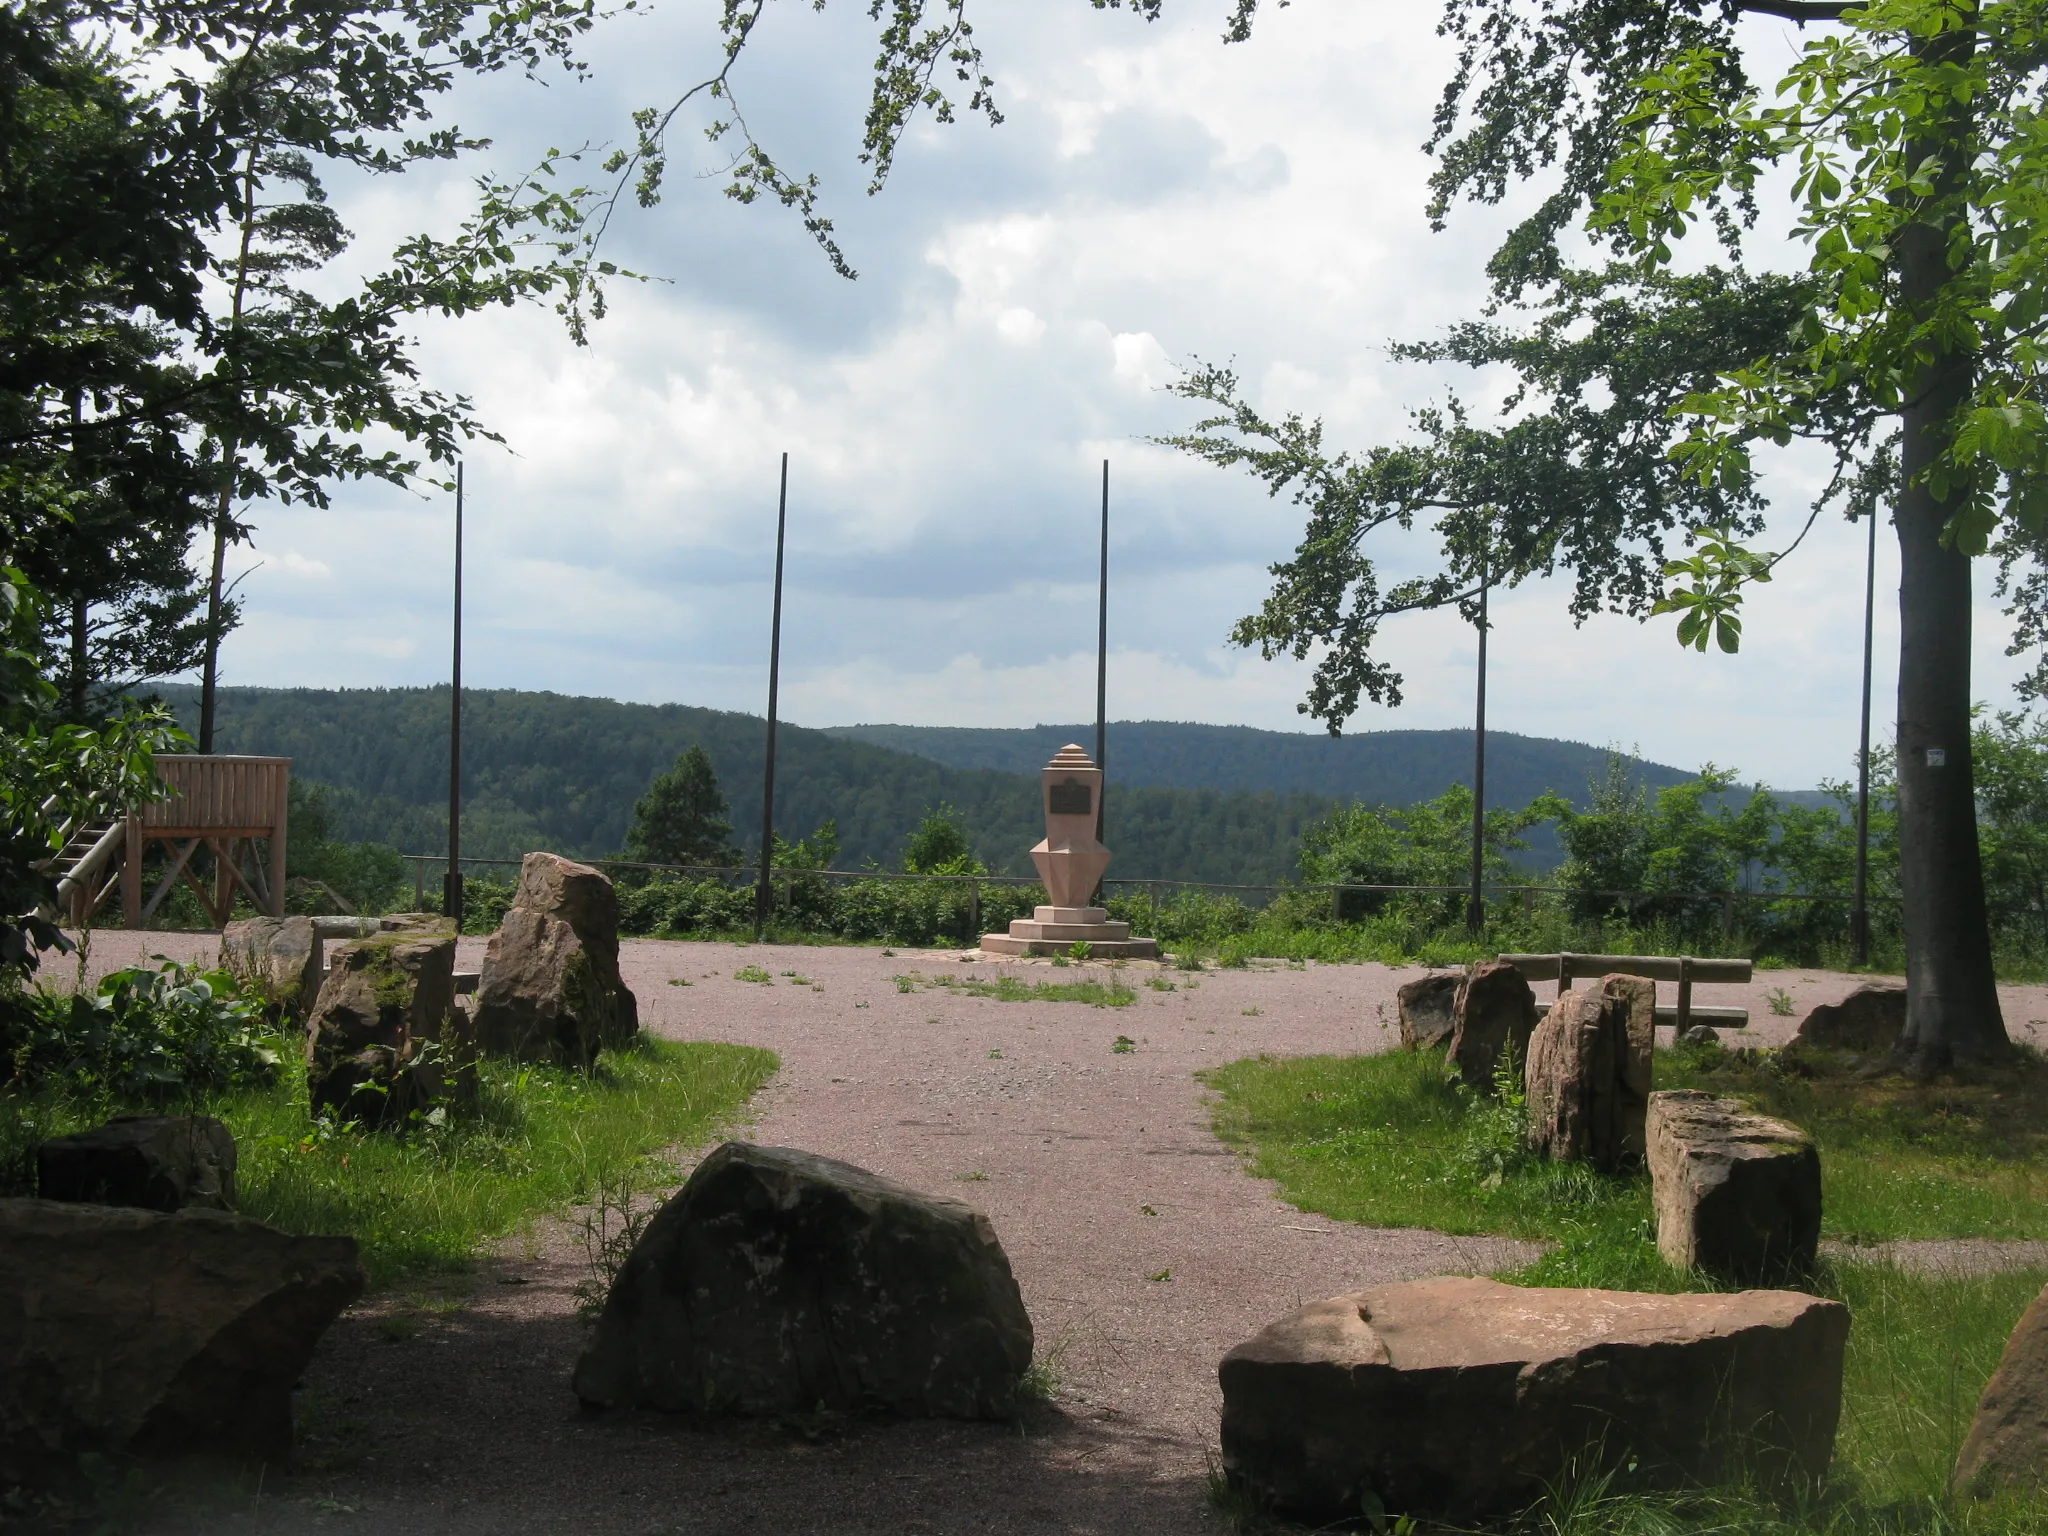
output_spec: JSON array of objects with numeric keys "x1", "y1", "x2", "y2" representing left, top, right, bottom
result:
[{"x1": 58, "y1": 933, "x2": 2046, "y2": 1533}]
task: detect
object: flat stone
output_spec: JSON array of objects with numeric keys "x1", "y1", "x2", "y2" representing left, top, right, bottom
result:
[
  {"x1": 0, "y1": 1199, "x2": 363, "y2": 1486},
  {"x1": 1793, "y1": 983, "x2": 1904, "y2": 1052},
  {"x1": 1397, "y1": 974, "x2": 1460, "y2": 1051},
  {"x1": 977, "y1": 934, "x2": 1162, "y2": 959},
  {"x1": 1955, "y1": 1280, "x2": 2048, "y2": 1496},
  {"x1": 574, "y1": 1142, "x2": 1033, "y2": 1421},
  {"x1": 1002, "y1": 919, "x2": 1134, "y2": 942},
  {"x1": 36, "y1": 1117, "x2": 237, "y2": 1213},
  {"x1": 1648, "y1": 1090, "x2": 1820, "y2": 1282},
  {"x1": 1219, "y1": 1275, "x2": 1848, "y2": 1525},
  {"x1": 1446, "y1": 961, "x2": 1538, "y2": 1092}
]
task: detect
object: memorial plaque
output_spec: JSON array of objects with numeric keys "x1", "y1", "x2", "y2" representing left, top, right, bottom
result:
[{"x1": 1048, "y1": 780, "x2": 1093, "y2": 816}]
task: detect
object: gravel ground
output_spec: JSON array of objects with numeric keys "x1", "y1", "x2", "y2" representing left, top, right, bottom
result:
[{"x1": 46, "y1": 932, "x2": 2048, "y2": 1534}]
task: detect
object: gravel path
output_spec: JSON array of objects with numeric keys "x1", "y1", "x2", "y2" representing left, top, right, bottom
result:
[{"x1": 50, "y1": 932, "x2": 2048, "y2": 1533}]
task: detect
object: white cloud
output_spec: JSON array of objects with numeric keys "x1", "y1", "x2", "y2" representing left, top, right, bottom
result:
[{"x1": 191, "y1": 1, "x2": 2037, "y2": 791}]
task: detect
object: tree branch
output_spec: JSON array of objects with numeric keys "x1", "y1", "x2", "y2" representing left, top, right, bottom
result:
[{"x1": 1734, "y1": 1, "x2": 1852, "y2": 22}]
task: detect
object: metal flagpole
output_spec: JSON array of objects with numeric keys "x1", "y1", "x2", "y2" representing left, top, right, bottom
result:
[
  {"x1": 755, "y1": 454, "x2": 790, "y2": 941},
  {"x1": 444, "y1": 462, "x2": 464, "y2": 924},
  {"x1": 1468, "y1": 542, "x2": 1489, "y2": 934},
  {"x1": 1853, "y1": 507, "x2": 1877, "y2": 965},
  {"x1": 1096, "y1": 459, "x2": 1109, "y2": 846}
]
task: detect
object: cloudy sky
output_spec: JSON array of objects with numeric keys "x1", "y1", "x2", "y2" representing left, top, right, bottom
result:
[{"x1": 210, "y1": 1, "x2": 2035, "y2": 791}]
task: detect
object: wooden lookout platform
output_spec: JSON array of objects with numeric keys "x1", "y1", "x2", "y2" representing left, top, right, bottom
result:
[{"x1": 57, "y1": 755, "x2": 291, "y2": 929}]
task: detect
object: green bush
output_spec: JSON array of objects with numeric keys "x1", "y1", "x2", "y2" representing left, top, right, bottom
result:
[
  {"x1": 0, "y1": 961, "x2": 282, "y2": 1101},
  {"x1": 459, "y1": 873, "x2": 516, "y2": 935}
]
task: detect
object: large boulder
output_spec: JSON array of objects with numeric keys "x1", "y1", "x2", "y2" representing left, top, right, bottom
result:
[
  {"x1": 574, "y1": 1142, "x2": 1034, "y2": 1421},
  {"x1": 1446, "y1": 961, "x2": 1538, "y2": 1091},
  {"x1": 303, "y1": 930, "x2": 458, "y2": 1127},
  {"x1": 1648, "y1": 1091, "x2": 1820, "y2": 1283},
  {"x1": 473, "y1": 852, "x2": 637, "y2": 1067},
  {"x1": 1526, "y1": 974, "x2": 1656, "y2": 1170},
  {"x1": 218, "y1": 916, "x2": 322, "y2": 1020},
  {"x1": 0, "y1": 1198, "x2": 363, "y2": 1486},
  {"x1": 1954, "y1": 1281, "x2": 2048, "y2": 1497},
  {"x1": 37, "y1": 1116, "x2": 237, "y2": 1212},
  {"x1": 1397, "y1": 974, "x2": 1460, "y2": 1051},
  {"x1": 1793, "y1": 982, "x2": 1905, "y2": 1053},
  {"x1": 1219, "y1": 1276, "x2": 1848, "y2": 1525}
]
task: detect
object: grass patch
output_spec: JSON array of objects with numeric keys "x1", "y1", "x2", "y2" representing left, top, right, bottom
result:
[
  {"x1": 1, "y1": 1037, "x2": 775, "y2": 1287},
  {"x1": 1203, "y1": 1046, "x2": 2048, "y2": 1530},
  {"x1": 891, "y1": 971, "x2": 1136, "y2": 1007}
]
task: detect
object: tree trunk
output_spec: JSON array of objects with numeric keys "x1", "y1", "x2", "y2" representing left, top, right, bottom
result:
[
  {"x1": 198, "y1": 494, "x2": 229, "y2": 754},
  {"x1": 68, "y1": 593, "x2": 87, "y2": 723},
  {"x1": 1893, "y1": 10, "x2": 2008, "y2": 1071}
]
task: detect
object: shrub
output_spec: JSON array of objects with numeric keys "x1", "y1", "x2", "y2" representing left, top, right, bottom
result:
[
  {"x1": 0, "y1": 961, "x2": 282, "y2": 1100},
  {"x1": 460, "y1": 874, "x2": 516, "y2": 935}
]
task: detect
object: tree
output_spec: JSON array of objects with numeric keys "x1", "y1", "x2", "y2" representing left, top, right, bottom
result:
[
  {"x1": 0, "y1": 569, "x2": 179, "y2": 973},
  {"x1": 625, "y1": 745, "x2": 737, "y2": 868},
  {"x1": 1298, "y1": 784, "x2": 1551, "y2": 923},
  {"x1": 1157, "y1": 0, "x2": 2035, "y2": 1071},
  {"x1": 1, "y1": 11, "x2": 228, "y2": 715},
  {"x1": 903, "y1": 804, "x2": 985, "y2": 876}
]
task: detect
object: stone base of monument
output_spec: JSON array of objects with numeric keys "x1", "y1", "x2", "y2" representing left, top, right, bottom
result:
[{"x1": 979, "y1": 906, "x2": 1161, "y2": 959}]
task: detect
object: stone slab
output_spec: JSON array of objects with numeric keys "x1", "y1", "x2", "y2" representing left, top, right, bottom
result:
[
  {"x1": 1006, "y1": 919, "x2": 1134, "y2": 942},
  {"x1": 1220, "y1": 1275, "x2": 1848, "y2": 1524},
  {"x1": 978, "y1": 934, "x2": 1162, "y2": 959}
]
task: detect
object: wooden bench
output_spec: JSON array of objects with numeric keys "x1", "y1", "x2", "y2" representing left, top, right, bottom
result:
[{"x1": 1496, "y1": 952, "x2": 1752, "y2": 1033}]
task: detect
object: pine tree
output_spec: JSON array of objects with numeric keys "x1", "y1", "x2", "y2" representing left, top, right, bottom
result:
[{"x1": 625, "y1": 746, "x2": 736, "y2": 868}]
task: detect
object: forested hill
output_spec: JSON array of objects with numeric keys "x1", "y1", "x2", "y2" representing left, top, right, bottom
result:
[
  {"x1": 825, "y1": 722, "x2": 1697, "y2": 807},
  {"x1": 157, "y1": 686, "x2": 1340, "y2": 884}
]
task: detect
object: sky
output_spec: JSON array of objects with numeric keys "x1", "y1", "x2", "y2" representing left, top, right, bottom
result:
[{"x1": 206, "y1": 1, "x2": 2037, "y2": 791}]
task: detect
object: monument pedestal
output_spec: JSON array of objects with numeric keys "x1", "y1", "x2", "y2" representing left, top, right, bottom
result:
[
  {"x1": 977, "y1": 743, "x2": 1161, "y2": 960},
  {"x1": 980, "y1": 906, "x2": 1161, "y2": 960}
]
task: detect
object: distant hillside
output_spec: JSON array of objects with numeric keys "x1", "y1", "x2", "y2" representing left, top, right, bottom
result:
[
  {"x1": 156, "y1": 686, "x2": 1338, "y2": 885},
  {"x1": 824, "y1": 721, "x2": 1700, "y2": 807}
]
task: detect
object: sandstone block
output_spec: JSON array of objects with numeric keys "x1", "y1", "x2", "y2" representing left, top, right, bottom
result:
[
  {"x1": 1447, "y1": 961, "x2": 1538, "y2": 1091},
  {"x1": 1955, "y1": 1281, "x2": 2048, "y2": 1496},
  {"x1": 574, "y1": 1142, "x2": 1034, "y2": 1421},
  {"x1": 0, "y1": 1199, "x2": 363, "y2": 1485},
  {"x1": 1219, "y1": 1275, "x2": 1848, "y2": 1525},
  {"x1": 1793, "y1": 982, "x2": 1905, "y2": 1053},
  {"x1": 474, "y1": 852, "x2": 637, "y2": 1066},
  {"x1": 1397, "y1": 974, "x2": 1460, "y2": 1051},
  {"x1": 218, "y1": 916, "x2": 321, "y2": 1019},
  {"x1": 1526, "y1": 974, "x2": 1656, "y2": 1169},
  {"x1": 37, "y1": 1116, "x2": 237, "y2": 1212},
  {"x1": 1648, "y1": 1091, "x2": 1820, "y2": 1282},
  {"x1": 303, "y1": 931, "x2": 457, "y2": 1126}
]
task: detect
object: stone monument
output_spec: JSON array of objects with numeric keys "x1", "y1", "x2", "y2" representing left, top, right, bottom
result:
[{"x1": 979, "y1": 744, "x2": 1161, "y2": 959}]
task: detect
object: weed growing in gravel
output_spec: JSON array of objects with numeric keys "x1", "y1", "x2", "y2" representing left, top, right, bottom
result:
[
  {"x1": 890, "y1": 972, "x2": 1135, "y2": 1007},
  {"x1": 733, "y1": 965, "x2": 774, "y2": 984},
  {"x1": 1112, "y1": 1035, "x2": 1136, "y2": 1054},
  {"x1": 1769, "y1": 986, "x2": 1797, "y2": 1016},
  {"x1": 573, "y1": 1167, "x2": 660, "y2": 1322},
  {"x1": 1147, "y1": 976, "x2": 1177, "y2": 992}
]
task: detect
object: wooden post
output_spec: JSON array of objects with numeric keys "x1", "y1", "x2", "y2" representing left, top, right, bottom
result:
[
  {"x1": 122, "y1": 812, "x2": 142, "y2": 929},
  {"x1": 268, "y1": 781, "x2": 287, "y2": 919},
  {"x1": 969, "y1": 879, "x2": 980, "y2": 937},
  {"x1": 1558, "y1": 952, "x2": 1574, "y2": 998},
  {"x1": 1676, "y1": 955, "x2": 1694, "y2": 1035}
]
